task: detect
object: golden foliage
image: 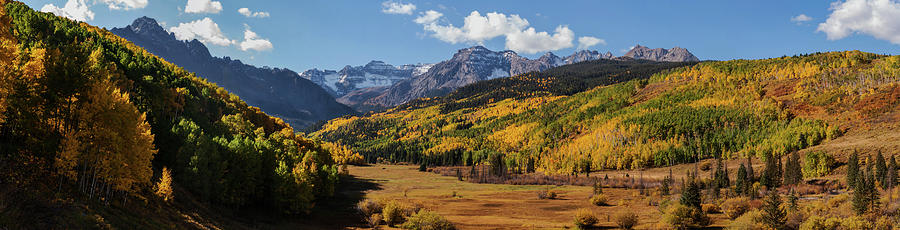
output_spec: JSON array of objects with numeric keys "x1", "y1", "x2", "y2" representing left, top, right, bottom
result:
[{"x1": 155, "y1": 167, "x2": 174, "y2": 202}]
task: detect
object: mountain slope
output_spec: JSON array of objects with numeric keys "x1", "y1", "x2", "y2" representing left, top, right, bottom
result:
[
  {"x1": 313, "y1": 51, "x2": 899, "y2": 174},
  {"x1": 0, "y1": 2, "x2": 356, "y2": 228},
  {"x1": 110, "y1": 17, "x2": 355, "y2": 128}
]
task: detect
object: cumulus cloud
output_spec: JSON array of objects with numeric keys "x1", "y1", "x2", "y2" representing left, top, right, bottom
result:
[
  {"x1": 577, "y1": 36, "x2": 605, "y2": 50},
  {"x1": 41, "y1": 0, "x2": 94, "y2": 21},
  {"x1": 239, "y1": 25, "x2": 273, "y2": 51},
  {"x1": 185, "y1": 0, "x2": 222, "y2": 14},
  {"x1": 169, "y1": 17, "x2": 234, "y2": 46},
  {"x1": 414, "y1": 10, "x2": 442, "y2": 24},
  {"x1": 238, "y1": 8, "x2": 270, "y2": 18},
  {"x1": 818, "y1": 0, "x2": 900, "y2": 44},
  {"x1": 99, "y1": 0, "x2": 148, "y2": 10},
  {"x1": 413, "y1": 10, "x2": 590, "y2": 54},
  {"x1": 506, "y1": 26, "x2": 574, "y2": 54},
  {"x1": 791, "y1": 14, "x2": 812, "y2": 24},
  {"x1": 416, "y1": 11, "x2": 528, "y2": 44},
  {"x1": 382, "y1": 1, "x2": 416, "y2": 15}
]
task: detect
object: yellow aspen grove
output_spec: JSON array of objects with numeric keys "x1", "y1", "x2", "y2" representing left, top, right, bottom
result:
[{"x1": 61, "y1": 79, "x2": 156, "y2": 197}]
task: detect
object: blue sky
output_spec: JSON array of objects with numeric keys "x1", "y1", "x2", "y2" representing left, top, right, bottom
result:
[{"x1": 21, "y1": 0, "x2": 900, "y2": 71}]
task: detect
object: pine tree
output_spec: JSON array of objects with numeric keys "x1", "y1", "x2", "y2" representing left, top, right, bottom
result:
[
  {"x1": 735, "y1": 163, "x2": 748, "y2": 196},
  {"x1": 660, "y1": 172, "x2": 670, "y2": 196},
  {"x1": 875, "y1": 151, "x2": 887, "y2": 188},
  {"x1": 681, "y1": 170, "x2": 702, "y2": 209},
  {"x1": 847, "y1": 151, "x2": 860, "y2": 190},
  {"x1": 852, "y1": 170, "x2": 872, "y2": 215},
  {"x1": 866, "y1": 170, "x2": 880, "y2": 212},
  {"x1": 888, "y1": 156, "x2": 896, "y2": 203},
  {"x1": 762, "y1": 191, "x2": 786, "y2": 230},
  {"x1": 784, "y1": 152, "x2": 803, "y2": 186},
  {"x1": 761, "y1": 151, "x2": 781, "y2": 189}
]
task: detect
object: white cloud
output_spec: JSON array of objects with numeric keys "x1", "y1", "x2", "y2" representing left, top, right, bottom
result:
[
  {"x1": 818, "y1": 0, "x2": 900, "y2": 44},
  {"x1": 416, "y1": 11, "x2": 528, "y2": 44},
  {"x1": 41, "y1": 0, "x2": 94, "y2": 21},
  {"x1": 168, "y1": 17, "x2": 234, "y2": 46},
  {"x1": 185, "y1": 0, "x2": 222, "y2": 14},
  {"x1": 382, "y1": 1, "x2": 416, "y2": 15},
  {"x1": 414, "y1": 10, "x2": 442, "y2": 24},
  {"x1": 239, "y1": 25, "x2": 273, "y2": 51},
  {"x1": 99, "y1": 0, "x2": 148, "y2": 10},
  {"x1": 506, "y1": 26, "x2": 574, "y2": 54},
  {"x1": 238, "y1": 8, "x2": 270, "y2": 18},
  {"x1": 577, "y1": 36, "x2": 605, "y2": 50},
  {"x1": 791, "y1": 14, "x2": 813, "y2": 24},
  {"x1": 413, "y1": 10, "x2": 588, "y2": 54}
]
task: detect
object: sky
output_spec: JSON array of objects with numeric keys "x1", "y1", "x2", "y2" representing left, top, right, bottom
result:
[{"x1": 20, "y1": 0, "x2": 900, "y2": 71}]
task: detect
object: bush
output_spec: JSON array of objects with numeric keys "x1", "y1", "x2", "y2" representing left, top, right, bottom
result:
[
  {"x1": 537, "y1": 189, "x2": 557, "y2": 200},
  {"x1": 873, "y1": 216, "x2": 894, "y2": 230},
  {"x1": 573, "y1": 208, "x2": 598, "y2": 229},
  {"x1": 366, "y1": 214, "x2": 383, "y2": 228},
  {"x1": 357, "y1": 199, "x2": 383, "y2": 217},
  {"x1": 662, "y1": 203, "x2": 709, "y2": 229},
  {"x1": 827, "y1": 193, "x2": 848, "y2": 208},
  {"x1": 615, "y1": 212, "x2": 639, "y2": 229},
  {"x1": 726, "y1": 210, "x2": 767, "y2": 230},
  {"x1": 803, "y1": 151, "x2": 835, "y2": 178},
  {"x1": 589, "y1": 194, "x2": 608, "y2": 206},
  {"x1": 702, "y1": 203, "x2": 721, "y2": 214},
  {"x1": 383, "y1": 200, "x2": 417, "y2": 226},
  {"x1": 400, "y1": 210, "x2": 455, "y2": 230},
  {"x1": 839, "y1": 216, "x2": 872, "y2": 230},
  {"x1": 721, "y1": 197, "x2": 751, "y2": 220},
  {"x1": 799, "y1": 215, "x2": 840, "y2": 230}
]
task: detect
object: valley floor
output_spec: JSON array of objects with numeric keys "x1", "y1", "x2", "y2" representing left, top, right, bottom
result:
[{"x1": 344, "y1": 164, "x2": 733, "y2": 229}]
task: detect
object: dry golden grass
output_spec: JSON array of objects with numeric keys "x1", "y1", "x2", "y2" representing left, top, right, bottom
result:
[{"x1": 349, "y1": 164, "x2": 735, "y2": 229}]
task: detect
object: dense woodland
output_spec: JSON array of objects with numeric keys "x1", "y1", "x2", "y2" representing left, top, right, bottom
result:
[
  {"x1": 0, "y1": 1, "x2": 361, "y2": 227},
  {"x1": 314, "y1": 50, "x2": 897, "y2": 175}
]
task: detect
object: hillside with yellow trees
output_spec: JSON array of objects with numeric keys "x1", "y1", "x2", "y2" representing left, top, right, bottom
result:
[
  {"x1": 313, "y1": 50, "x2": 899, "y2": 175},
  {"x1": 0, "y1": 1, "x2": 361, "y2": 228}
]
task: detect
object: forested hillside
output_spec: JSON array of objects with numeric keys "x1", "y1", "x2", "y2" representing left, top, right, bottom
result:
[
  {"x1": 0, "y1": 1, "x2": 360, "y2": 227},
  {"x1": 313, "y1": 51, "x2": 899, "y2": 174}
]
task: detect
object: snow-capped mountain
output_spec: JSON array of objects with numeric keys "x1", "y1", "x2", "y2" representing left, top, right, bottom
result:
[
  {"x1": 353, "y1": 46, "x2": 618, "y2": 110},
  {"x1": 310, "y1": 45, "x2": 698, "y2": 112},
  {"x1": 300, "y1": 61, "x2": 432, "y2": 97}
]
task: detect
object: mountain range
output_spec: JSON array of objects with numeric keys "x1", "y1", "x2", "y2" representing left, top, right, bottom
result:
[
  {"x1": 110, "y1": 17, "x2": 355, "y2": 128},
  {"x1": 303, "y1": 46, "x2": 698, "y2": 112}
]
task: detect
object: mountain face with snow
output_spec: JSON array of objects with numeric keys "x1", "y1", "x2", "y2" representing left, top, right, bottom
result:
[
  {"x1": 299, "y1": 61, "x2": 432, "y2": 97},
  {"x1": 327, "y1": 45, "x2": 698, "y2": 112},
  {"x1": 111, "y1": 17, "x2": 356, "y2": 128},
  {"x1": 624, "y1": 45, "x2": 700, "y2": 62}
]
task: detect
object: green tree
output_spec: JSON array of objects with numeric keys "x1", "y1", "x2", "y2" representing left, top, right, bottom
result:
[
  {"x1": 846, "y1": 151, "x2": 860, "y2": 190},
  {"x1": 761, "y1": 151, "x2": 781, "y2": 189},
  {"x1": 784, "y1": 152, "x2": 803, "y2": 186},
  {"x1": 681, "y1": 171, "x2": 702, "y2": 209},
  {"x1": 875, "y1": 151, "x2": 887, "y2": 188},
  {"x1": 735, "y1": 163, "x2": 748, "y2": 196},
  {"x1": 762, "y1": 191, "x2": 786, "y2": 230}
]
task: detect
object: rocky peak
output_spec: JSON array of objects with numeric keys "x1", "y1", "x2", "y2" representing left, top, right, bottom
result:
[{"x1": 624, "y1": 45, "x2": 698, "y2": 62}]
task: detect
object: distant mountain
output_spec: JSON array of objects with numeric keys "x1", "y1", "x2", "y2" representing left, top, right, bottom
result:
[
  {"x1": 111, "y1": 17, "x2": 355, "y2": 128},
  {"x1": 300, "y1": 61, "x2": 432, "y2": 97},
  {"x1": 328, "y1": 45, "x2": 697, "y2": 111},
  {"x1": 624, "y1": 45, "x2": 700, "y2": 62}
]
